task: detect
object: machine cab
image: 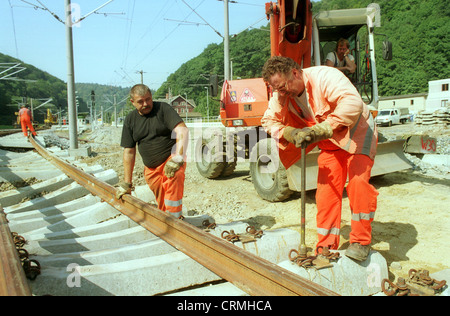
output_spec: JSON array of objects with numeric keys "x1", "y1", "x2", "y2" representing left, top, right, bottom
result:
[{"x1": 312, "y1": 4, "x2": 391, "y2": 111}]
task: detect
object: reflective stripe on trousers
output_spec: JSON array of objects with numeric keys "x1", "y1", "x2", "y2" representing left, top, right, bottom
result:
[
  {"x1": 315, "y1": 149, "x2": 378, "y2": 251},
  {"x1": 144, "y1": 157, "x2": 186, "y2": 219}
]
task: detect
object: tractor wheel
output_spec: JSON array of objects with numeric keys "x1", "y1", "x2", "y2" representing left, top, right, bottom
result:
[
  {"x1": 249, "y1": 138, "x2": 293, "y2": 202},
  {"x1": 195, "y1": 136, "x2": 226, "y2": 179}
]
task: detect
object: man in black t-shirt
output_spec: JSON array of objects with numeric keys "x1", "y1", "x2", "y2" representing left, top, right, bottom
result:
[{"x1": 117, "y1": 84, "x2": 189, "y2": 218}]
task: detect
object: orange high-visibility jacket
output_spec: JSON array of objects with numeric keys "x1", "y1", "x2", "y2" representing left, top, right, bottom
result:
[{"x1": 261, "y1": 66, "x2": 378, "y2": 169}]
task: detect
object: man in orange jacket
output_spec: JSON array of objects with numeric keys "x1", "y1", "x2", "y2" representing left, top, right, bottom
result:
[
  {"x1": 18, "y1": 105, "x2": 37, "y2": 138},
  {"x1": 117, "y1": 84, "x2": 189, "y2": 218},
  {"x1": 261, "y1": 56, "x2": 378, "y2": 261}
]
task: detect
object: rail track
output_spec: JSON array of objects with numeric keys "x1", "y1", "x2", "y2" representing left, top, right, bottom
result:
[{"x1": 0, "y1": 132, "x2": 337, "y2": 296}]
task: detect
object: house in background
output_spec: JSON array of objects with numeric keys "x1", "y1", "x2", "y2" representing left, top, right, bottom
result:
[
  {"x1": 155, "y1": 93, "x2": 202, "y2": 120},
  {"x1": 426, "y1": 78, "x2": 450, "y2": 111},
  {"x1": 378, "y1": 78, "x2": 450, "y2": 115},
  {"x1": 379, "y1": 93, "x2": 428, "y2": 114}
]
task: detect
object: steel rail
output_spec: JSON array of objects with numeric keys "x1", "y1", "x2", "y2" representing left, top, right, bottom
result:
[
  {"x1": 29, "y1": 137, "x2": 338, "y2": 296},
  {"x1": 0, "y1": 206, "x2": 32, "y2": 296}
]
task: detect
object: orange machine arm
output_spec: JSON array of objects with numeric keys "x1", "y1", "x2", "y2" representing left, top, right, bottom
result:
[{"x1": 265, "y1": 0, "x2": 312, "y2": 68}]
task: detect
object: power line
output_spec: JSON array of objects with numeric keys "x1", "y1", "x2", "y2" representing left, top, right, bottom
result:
[
  {"x1": 182, "y1": 0, "x2": 223, "y2": 38},
  {"x1": 131, "y1": 0, "x2": 208, "y2": 71},
  {"x1": 7, "y1": 0, "x2": 20, "y2": 58}
]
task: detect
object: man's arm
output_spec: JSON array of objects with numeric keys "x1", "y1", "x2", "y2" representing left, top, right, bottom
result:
[
  {"x1": 163, "y1": 122, "x2": 189, "y2": 178},
  {"x1": 123, "y1": 147, "x2": 136, "y2": 184},
  {"x1": 173, "y1": 122, "x2": 189, "y2": 157},
  {"x1": 344, "y1": 54, "x2": 356, "y2": 74}
]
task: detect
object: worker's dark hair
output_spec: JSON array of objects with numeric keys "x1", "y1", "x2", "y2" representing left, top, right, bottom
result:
[
  {"x1": 130, "y1": 84, "x2": 151, "y2": 99},
  {"x1": 262, "y1": 56, "x2": 301, "y2": 82}
]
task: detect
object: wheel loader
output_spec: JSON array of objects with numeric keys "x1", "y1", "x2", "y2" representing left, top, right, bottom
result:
[{"x1": 195, "y1": 0, "x2": 413, "y2": 202}]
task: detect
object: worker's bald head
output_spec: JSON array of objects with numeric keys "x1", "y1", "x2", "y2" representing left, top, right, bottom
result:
[{"x1": 130, "y1": 84, "x2": 152, "y2": 99}]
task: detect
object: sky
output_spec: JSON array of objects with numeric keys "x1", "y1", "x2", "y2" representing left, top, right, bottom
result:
[{"x1": 0, "y1": 0, "x2": 273, "y2": 90}]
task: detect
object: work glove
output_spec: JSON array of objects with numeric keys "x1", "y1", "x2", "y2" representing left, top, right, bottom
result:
[
  {"x1": 164, "y1": 155, "x2": 184, "y2": 178},
  {"x1": 115, "y1": 181, "x2": 132, "y2": 199},
  {"x1": 284, "y1": 121, "x2": 333, "y2": 148}
]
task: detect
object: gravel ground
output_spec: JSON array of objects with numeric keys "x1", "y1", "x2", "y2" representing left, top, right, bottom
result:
[{"x1": 44, "y1": 122, "x2": 450, "y2": 282}]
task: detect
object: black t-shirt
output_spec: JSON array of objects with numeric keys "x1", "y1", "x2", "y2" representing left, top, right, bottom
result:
[{"x1": 120, "y1": 102, "x2": 183, "y2": 168}]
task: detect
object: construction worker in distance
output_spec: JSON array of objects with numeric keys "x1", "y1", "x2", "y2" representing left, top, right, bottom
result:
[
  {"x1": 18, "y1": 104, "x2": 37, "y2": 138},
  {"x1": 261, "y1": 56, "x2": 378, "y2": 262},
  {"x1": 325, "y1": 38, "x2": 356, "y2": 76},
  {"x1": 117, "y1": 84, "x2": 189, "y2": 219}
]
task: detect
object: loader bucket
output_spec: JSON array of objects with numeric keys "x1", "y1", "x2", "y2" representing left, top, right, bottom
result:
[
  {"x1": 371, "y1": 139, "x2": 412, "y2": 177},
  {"x1": 286, "y1": 139, "x2": 412, "y2": 192}
]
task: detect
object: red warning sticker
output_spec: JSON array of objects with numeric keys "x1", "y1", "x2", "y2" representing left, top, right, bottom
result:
[{"x1": 239, "y1": 88, "x2": 256, "y2": 102}]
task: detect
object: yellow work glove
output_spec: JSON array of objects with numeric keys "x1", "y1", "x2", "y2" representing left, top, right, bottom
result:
[
  {"x1": 164, "y1": 155, "x2": 184, "y2": 178},
  {"x1": 115, "y1": 181, "x2": 132, "y2": 199},
  {"x1": 284, "y1": 122, "x2": 333, "y2": 148}
]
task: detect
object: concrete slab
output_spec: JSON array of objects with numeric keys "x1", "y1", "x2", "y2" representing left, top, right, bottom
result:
[
  {"x1": 5, "y1": 195, "x2": 99, "y2": 220},
  {"x1": 33, "y1": 238, "x2": 178, "y2": 267},
  {"x1": 0, "y1": 151, "x2": 45, "y2": 165},
  {"x1": 8, "y1": 201, "x2": 120, "y2": 233},
  {"x1": 208, "y1": 224, "x2": 301, "y2": 265},
  {"x1": 278, "y1": 250, "x2": 389, "y2": 296},
  {"x1": 25, "y1": 226, "x2": 155, "y2": 256},
  {"x1": 0, "y1": 174, "x2": 72, "y2": 207},
  {"x1": 30, "y1": 251, "x2": 221, "y2": 296},
  {"x1": 0, "y1": 166, "x2": 64, "y2": 182},
  {"x1": 0, "y1": 133, "x2": 45, "y2": 149},
  {"x1": 23, "y1": 214, "x2": 137, "y2": 242},
  {"x1": 3, "y1": 169, "x2": 117, "y2": 214},
  {"x1": 23, "y1": 217, "x2": 301, "y2": 296}
]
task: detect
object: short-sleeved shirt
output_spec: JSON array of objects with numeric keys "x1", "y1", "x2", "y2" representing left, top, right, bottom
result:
[
  {"x1": 120, "y1": 102, "x2": 183, "y2": 168},
  {"x1": 326, "y1": 51, "x2": 355, "y2": 68}
]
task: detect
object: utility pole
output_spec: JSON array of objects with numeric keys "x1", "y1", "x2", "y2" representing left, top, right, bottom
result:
[
  {"x1": 65, "y1": 0, "x2": 78, "y2": 150},
  {"x1": 136, "y1": 70, "x2": 146, "y2": 84},
  {"x1": 223, "y1": 0, "x2": 231, "y2": 81},
  {"x1": 90, "y1": 91, "x2": 95, "y2": 132},
  {"x1": 33, "y1": 0, "x2": 114, "y2": 152},
  {"x1": 114, "y1": 94, "x2": 117, "y2": 127}
]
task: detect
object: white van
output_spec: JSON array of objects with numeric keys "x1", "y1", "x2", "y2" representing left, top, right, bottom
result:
[{"x1": 375, "y1": 108, "x2": 410, "y2": 126}]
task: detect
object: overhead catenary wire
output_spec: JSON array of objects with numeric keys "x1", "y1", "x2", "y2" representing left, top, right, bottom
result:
[
  {"x1": 131, "y1": 0, "x2": 208, "y2": 72},
  {"x1": 7, "y1": 0, "x2": 20, "y2": 58}
]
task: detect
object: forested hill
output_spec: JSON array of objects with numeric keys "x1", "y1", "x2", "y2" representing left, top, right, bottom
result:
[
  {"x1": 156, "y1": 0, "x2": 449, "y2": 116},
  {"x1": 0, "y1": 53, "x2": 130, "y2": 126}
]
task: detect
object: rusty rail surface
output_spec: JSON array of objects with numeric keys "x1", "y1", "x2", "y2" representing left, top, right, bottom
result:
[
  {"x1": 29, "y1": 137, "x2": 338, "y2": 296},
  {"x1": 0, "y1": 206, "x2": 32, "y2": 296}
]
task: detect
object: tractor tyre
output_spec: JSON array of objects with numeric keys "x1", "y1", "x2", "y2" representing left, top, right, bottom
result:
[
  {"x1": 249, "y1": 138, "x2": 293, "y2": 202},
  {"x1": 195, "y1": 136, "x2": 226, "y2": 179}
]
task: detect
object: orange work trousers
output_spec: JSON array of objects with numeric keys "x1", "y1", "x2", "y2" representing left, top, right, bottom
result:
[
  {"x1": 144, "y1": 157, "x2": 186, "y2": 218},
  {"x1": 315, "y1": 149, "x2": 378, "y2": 252},
  {"x1": 20, "y1": 117, "x2": 37, "y2": 137}
]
